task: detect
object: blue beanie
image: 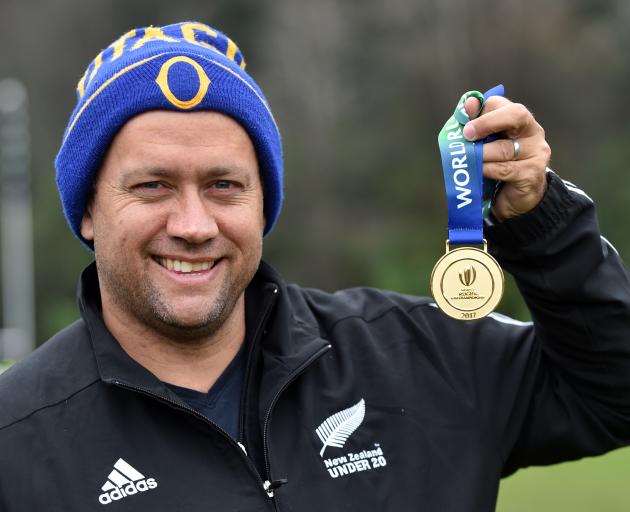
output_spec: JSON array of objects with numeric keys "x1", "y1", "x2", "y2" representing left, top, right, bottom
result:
[{"x1": 55, "y1": 22, "x2": 283, "y2": 249}]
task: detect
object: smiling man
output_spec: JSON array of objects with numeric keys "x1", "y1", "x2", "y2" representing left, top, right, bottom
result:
[
  {"x1": 82, "y1": 111, "x2": 264, "y2": 394},
  {"x1": 1, "y1": 22, "x2": 630, "y2": 512}
]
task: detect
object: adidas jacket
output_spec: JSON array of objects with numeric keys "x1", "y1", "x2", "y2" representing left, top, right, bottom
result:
[{"x1": 1, "y1": 172, "x2": 630, "y2": 511}]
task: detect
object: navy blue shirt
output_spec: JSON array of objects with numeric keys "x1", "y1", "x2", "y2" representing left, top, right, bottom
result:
[{"x1": 164, "y1": 346, "x2": 245, "y2": 440}]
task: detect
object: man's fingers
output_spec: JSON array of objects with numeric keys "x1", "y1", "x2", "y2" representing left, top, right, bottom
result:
[
  {"x1": 482, "y1": 160, "x2": 526, "y2": 183},
  {"x1": 477, "y1": 95, "x2": 511, "y2": 112},
  {"x1": 464, "y1": 100, "x2": 540, "y2": 142},
  {"x1": 484, "y1": 159, "x2": 548, "y2": 220},
  {"x1": 464, "y1": 97, "x2": 482, "y2": 120},
  {"x1": 460, "y1": 95, "x2": 550, "y2": 220},
  {"x1": 482, "y1": 160, "x2": 545, "y2": 189},
  {"x1": 483, "y1": 137, "x2": 551, "y2": 164},
  {"x1": 465, "y1": 94, "x2": 510, "y2": 120},
  {"x1": 483, "y1": 138, "x2": 524, "y2": 162}
]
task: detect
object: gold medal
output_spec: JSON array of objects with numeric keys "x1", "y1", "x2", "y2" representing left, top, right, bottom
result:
[{"x1": 430, "y1": 240, "x2": 504, "y2": 320}]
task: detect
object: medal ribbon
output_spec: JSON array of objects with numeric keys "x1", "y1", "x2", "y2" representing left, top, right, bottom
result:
[{"x1": 437, "y1": 84, "x2": 504, "y2": 245}]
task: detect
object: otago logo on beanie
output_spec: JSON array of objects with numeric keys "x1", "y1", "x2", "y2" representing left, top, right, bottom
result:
[{"x1": 55, "y1": 22, "x2": 283, "y2": 249}]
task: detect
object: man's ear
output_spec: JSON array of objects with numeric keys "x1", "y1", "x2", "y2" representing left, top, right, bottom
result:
[{"x1": 80, "y1": 204, "x2": 95, "y2": 241}]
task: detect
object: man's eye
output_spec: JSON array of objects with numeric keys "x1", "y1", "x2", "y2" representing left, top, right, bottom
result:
[
  {"x1": 214, "y1": 180, "x2": 234, "y2": 190},
  {"x1": 140, "y1": 182, "x2": 162, "y2": 189}
]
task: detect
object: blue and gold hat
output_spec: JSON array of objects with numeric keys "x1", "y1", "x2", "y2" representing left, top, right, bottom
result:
[{"x1": 55, "y1": 22, "x2": 283, "y2": 248}]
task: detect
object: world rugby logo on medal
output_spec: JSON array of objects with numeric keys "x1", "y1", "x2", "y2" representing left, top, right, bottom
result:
[{"x1": 458, "y1": 265, "x2": 476, "y2": 287}]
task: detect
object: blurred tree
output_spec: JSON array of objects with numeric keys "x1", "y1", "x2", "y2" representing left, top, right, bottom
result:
[{"x1": 0, "y1": 0, "x2": 627, "y2": 345}]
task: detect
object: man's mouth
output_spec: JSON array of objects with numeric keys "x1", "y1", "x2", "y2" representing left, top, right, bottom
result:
[{"x1": 153, "y1": 257, "x2": 217, "y2": 273}]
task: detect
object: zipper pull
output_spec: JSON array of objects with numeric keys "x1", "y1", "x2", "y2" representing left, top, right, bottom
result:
[{"x1": 263, "y1": 479, "x2": 289, "y2": 498}]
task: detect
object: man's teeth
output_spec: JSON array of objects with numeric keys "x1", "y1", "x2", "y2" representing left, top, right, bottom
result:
[{"x1": 158, "y1": 258, "x2": 214, "y2": 273}]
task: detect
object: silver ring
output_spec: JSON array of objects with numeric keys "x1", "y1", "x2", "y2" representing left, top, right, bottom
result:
[{"x1": 512, "y1": 139, "x2": 521, "y2": 161}]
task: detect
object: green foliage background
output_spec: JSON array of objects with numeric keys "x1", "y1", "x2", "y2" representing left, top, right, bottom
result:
[{"x1": 1, "y1": 0, "x2": 629, "y2": 509}]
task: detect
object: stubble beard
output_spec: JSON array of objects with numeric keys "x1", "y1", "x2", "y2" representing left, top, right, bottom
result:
[{"x1": 96, "y1": 253, "x2": 255, "y2": 344}]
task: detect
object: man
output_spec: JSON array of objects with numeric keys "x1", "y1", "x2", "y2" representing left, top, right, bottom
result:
[{"x1": 1, "y1": 22, "x2": 629, "y2": 511}]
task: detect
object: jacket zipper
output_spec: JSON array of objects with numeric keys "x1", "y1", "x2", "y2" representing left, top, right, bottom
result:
[
  {"x1": 109, "y1": 379, "x2": 277, "y2": 504},
  {"x1": 238, "y1": 284, "x2": 279, "y2": 445},
  {"x1": 261, "y1": 343, "x2": 332, "y2": 487}
]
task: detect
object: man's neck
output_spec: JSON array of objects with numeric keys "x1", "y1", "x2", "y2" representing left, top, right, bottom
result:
[{"x1": 101, "y1": 296, "x2": 246, "y2": 393}]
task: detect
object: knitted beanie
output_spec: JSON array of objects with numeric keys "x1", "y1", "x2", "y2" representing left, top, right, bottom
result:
[{"x1": 55, "y1": 22, "x2": 283, "y2": 248}]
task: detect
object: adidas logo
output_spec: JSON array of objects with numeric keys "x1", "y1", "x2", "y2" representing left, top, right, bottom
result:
[{"x1": 98, "y1": 458, "x2": 158, "y2": 505}]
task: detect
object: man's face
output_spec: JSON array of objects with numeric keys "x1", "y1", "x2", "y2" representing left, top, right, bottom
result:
[{"x1": 81, "y1": 110, "x2": 264, "y2": 340}]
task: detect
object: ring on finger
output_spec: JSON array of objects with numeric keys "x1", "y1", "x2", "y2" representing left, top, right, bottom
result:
[{"x1": 511, "y1": 139, "x2": 521, "y2": 161}]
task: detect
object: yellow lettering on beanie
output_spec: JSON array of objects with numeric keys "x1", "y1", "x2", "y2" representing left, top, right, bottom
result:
[
  {"x1": 87, "y1": 53, "x2": 103, "y2": 86},
  {"x1": 77, "y1": 67, "x2": 89, "y2": 98},
  {"x1": 155, "y1": 56, "x2": 211, "y2": 109},
  {"x1": 132, "y1": 27, "x2": 177, "y2": 50},
  {"x1": 77, "y1": 51, "x2": 104, "y2": 96},
  {"x1": 75, "y1": 24, "x2": 246, "y2": 99},
  {"x1": 181, "y1": 22, "x2": 218, "y2": 48},
  {"x1": 180, "y1": 22, "x2": 245, "y2": 69},
  {"x1": 110, "y1": 29, "x2": 137, "y2": 61},
  {"x1": 226, "y1": 38, "x2": 246, "y2": 69}
]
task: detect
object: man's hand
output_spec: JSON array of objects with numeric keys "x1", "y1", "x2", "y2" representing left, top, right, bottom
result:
[{"x1": 462, "y1": 96, "x2": 551, "y2": 221}]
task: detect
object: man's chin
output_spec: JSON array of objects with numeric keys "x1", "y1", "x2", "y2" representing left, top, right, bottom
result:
[
  {"x1": 152, "y1": 314, "x2": 226, "y2": 342},
  {"x1": 148, "y1": 295, "x2": 237, "y2": 341}
]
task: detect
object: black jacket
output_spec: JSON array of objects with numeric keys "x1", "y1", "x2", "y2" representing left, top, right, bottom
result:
[{"x1": 1, "y1": 173, "x2": 630, "y2": 511}]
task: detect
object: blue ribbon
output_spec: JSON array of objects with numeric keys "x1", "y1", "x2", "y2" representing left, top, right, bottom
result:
[{"x1": 437, "y1": 84, "x2": 504, "y2": 245}]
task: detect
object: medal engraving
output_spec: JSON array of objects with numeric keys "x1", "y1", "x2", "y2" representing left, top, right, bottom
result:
[{"x1": 431, "y1": 242, "x2": 504, "y2": 320}]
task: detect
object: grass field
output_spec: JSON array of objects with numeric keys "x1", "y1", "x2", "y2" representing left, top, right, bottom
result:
[
  {"x1": 0, "y1": 360, "x2": 13, "y2": 375},
  {"x1": 497, "y1": 446, "x2": 630, "y2": 511}
]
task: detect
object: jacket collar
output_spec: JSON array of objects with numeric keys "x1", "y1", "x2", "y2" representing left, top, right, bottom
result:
[
  {"x1": 78, "y1": 260, "x2": 330, "y2": 400},
  {"x1": 78, "y1": 262, "x2": 165, "y2": 393}
]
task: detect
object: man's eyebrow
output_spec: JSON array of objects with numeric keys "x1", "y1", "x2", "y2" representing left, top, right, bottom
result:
[{"x1": 119, "y1": 166, "x2": 249, "y2": 182}]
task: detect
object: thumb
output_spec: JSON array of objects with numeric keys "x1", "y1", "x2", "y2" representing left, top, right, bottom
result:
[{"x1": 464, "y1": 96, "x2": 482, "y2": 120}]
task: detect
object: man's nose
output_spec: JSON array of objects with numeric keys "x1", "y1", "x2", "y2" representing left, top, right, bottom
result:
[{"x1": 165, "y1": 191, "x2": 219, "y2": 244}]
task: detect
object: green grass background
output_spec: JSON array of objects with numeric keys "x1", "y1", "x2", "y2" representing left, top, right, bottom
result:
[
  {"x1": 497, "y1": 447, "x2": 630, "y2": 511},
  {"x1": 0, "y1": 360, "x2": 13, "y2": 375}
]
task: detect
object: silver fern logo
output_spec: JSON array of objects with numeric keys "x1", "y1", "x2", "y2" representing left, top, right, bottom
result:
[{"x1": 315, "y1": 398, "x2": 366, "y2": 457}]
